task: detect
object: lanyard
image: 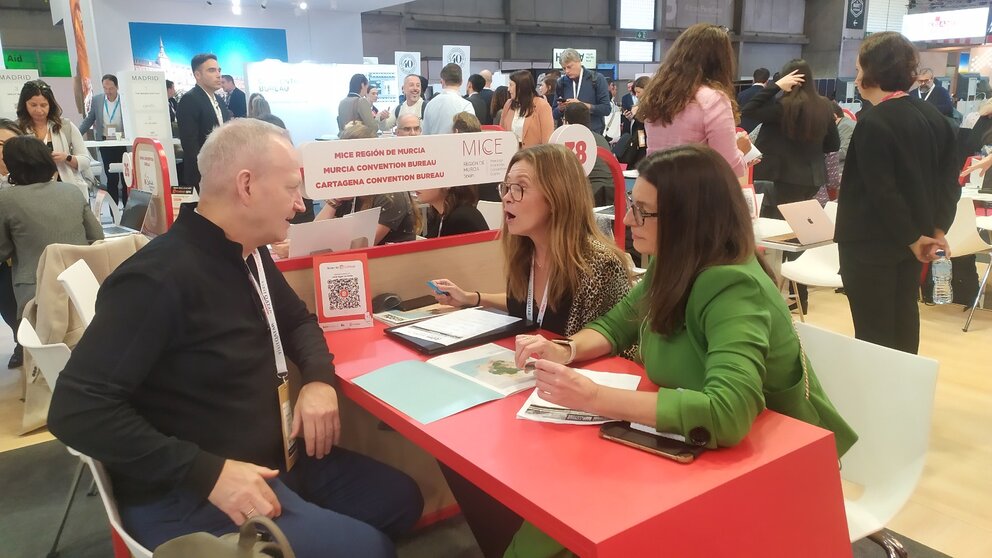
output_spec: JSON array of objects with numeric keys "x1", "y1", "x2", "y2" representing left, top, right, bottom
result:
[
  {"x1": 437, "y1": 216, "x2": 444, "y2": 238},
  {"x1": 882, "y1": 91, "x2": 909, "y2": 103},
  {"x1": 571, "y1": 70, "x2": 584, "y2": 101},
  {"x1": 104, "y1": 97, "x2": 120, "y2": 123},
  {"x1": 246, "y1": 250, "x2": 289, "y2": 383},
  {"x1": 526, "y1": 257, "x2": 550, "y2": 326},
  {"x1": 918, "y1": 87, "x2": 933, "y2": 102}
]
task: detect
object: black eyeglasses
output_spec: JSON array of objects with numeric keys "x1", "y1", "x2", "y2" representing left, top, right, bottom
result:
[
  {"x1": 28, "y1": 80, "x2": 51, "y2": 91},
  {"x1": 626, "y1": 195, "x2": 658, "y2": 226},
  {"x1": 498, "y1": 182, "x2": 528, "y2": 201}
]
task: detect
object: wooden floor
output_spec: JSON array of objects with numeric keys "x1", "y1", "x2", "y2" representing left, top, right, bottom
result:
[{"x1": 1, "y1": 283, "x2": 990, "y2": 556}]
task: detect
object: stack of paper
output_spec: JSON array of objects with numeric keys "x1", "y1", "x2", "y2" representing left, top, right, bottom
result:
[{"x1": 516, "y1": 369, "x2": 641, "y2": 425}]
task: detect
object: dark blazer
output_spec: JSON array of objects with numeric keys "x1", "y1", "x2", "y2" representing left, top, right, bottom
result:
[
  {"x1": 466, "y1": 93, "x2": 492, "y2": 125},
  {"x1": 736, "y1": 84, "x2": 764, "y2": 132},
  {"x1": 168, "y1": 97, "x2": 178, "y2": 123},
  {"x1": 480, "y1": 88, "x2": 494, "y2": 119},
  {"x1": 553, "y1": 69, "x2": 612, "y2": 134},
  {"x1": 741, "y1": 84, "x2": 840, "y2": 189},
  {"x1": 177, "y1": 85, "x2": 232, "y2": 188},
  {"x1": 835, "y1": 96, "x2": 959, "y2": 248},
  {"x1": 227, "y1": 87, "x2": 247, "y2": 118},
  {"x1": 620, "y1": 93, "x2": 634, "y2": 135},
  {"x1": 916, "y1": 83, "x2": 954, "y2": 117}
]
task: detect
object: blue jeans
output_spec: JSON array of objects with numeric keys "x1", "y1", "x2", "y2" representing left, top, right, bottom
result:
[{"x1": 120, "y1": 448, "x2": 423, "y2": 557}]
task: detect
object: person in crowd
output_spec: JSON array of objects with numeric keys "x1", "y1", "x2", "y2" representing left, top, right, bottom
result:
[
  {"x1": 450, "y1": 113, "x2": 500, "y2": 202},
  {"x1": 504, "y1": 144, "x2": 858, "y2": 557},
  {"x1": 248, "y1": 93, "x2": 270, "y2": 119},
  {"x1": 414, "y1": 182, "x2": 487, "y2": 238},
  {"x1": 636, "y1": 23, "x2": 748, "y2": 180},
  {"x1": 479, "y1": 69, "x2": 495, "y2": 115},
  {"x1": 831, "y1": 101, "x2": 856, "y2": 166},
  {"x1": 603, "y1": 78, "x2": 622, "y2": 141},
  {"x1": 178, "y1": 53, "x2": 232, "y2": 190},
  {"x1": 836, "y1": 32, "x2": 959, "y2": 355},
  {"x1": 417, "y1": 75, "x2": 431, "y2": 101},
  {"x1": 618, "y1": 76, "x2": 651, "y2": 167},
  {"x1": 16, "y1": 79, "x2": 92, "y2": 192},
  {"x1": 539, "y1": 74, "x2": 557, "y2": 109},
  {"x1": 914, "y1": 68, "x2": 954, "y2": 117},
  {"x1": 490, "y1": 85, "x2": 510, "y2": 126},
  {"x1": 500, "y1": 70, "x2": 553, "y2": 148},
  {"x1": 314, "y1": 124, "x2": 421, "y2": 245},
  {"x1": 552, "y1": 49, "x2": 612, "y2": 135},
  {"x1": 47, "y1": 119, "x2": 423, "y2": 557},
  {"x1": 394, "y1": 113, "x2": 422, "y2": 137},
  {"x1": 0, "y1": 136, "x2": 103, "y2": 369},
  {"x1": 367, "y1": 85, "x2": 384, "y2": 118},
  {"x1": 79, "y1": 73, "x2": 129, "y2": 206},
  {"x1": 422, "y1": 64, "x2": 474, "y2": 135},
  {"x1": 620, "y1": 79, "x2": 637, "y2": 135},
  {"x1": 741, "y1": 60, "x2": 840, "y2": 313},
  {"x1": 737, "y1": 67, "x2": 770, "y2": 132},
  {"x1": 465, "y1": 74, "x2": 492, "y2": 126},
  {"x1": 221, "y1": 74, "x2": 247, "y2": 118},
  {"x1": 337, "y1": 73, "x2": 377, "y2": 134},
  {"x1": 561, "y1": 102, "x2": 613, "y2": 206},
  {"x1": 166, "y1": 80, "x2": 178, "y2": 124},
  {"x1": 381, "y1": 74, "x2": 427, "y2": 132},
  {"x1": 0, "y1": 119, "x2": 24, "y2": 368}
]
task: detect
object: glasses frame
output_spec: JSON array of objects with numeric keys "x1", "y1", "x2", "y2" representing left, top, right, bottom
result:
[
  {"x1": 626, "y1": 194, "x2": 658, "y2": 226},
  {"x1": 498, "y1": 181, "x2": 527, "y2": 202}
]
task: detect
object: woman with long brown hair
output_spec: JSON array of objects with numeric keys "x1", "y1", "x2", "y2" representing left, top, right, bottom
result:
[
  {"x1": 506, "y1": 144, "x2": 857, "y2": 557},
  {"x1": 636, "y1": 23, "x2": 747, "y2": 178},
  {"x1": 500, "y1": 71, "x2": 553, "y2": 147}
]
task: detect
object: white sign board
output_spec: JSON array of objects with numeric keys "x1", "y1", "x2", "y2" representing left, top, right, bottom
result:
[
  {"x1": 0, "y1": 69, "x2": 39, "y2": 120},
  {"x1": 442, "y1": 45, "x2": 471, "y2": 95},
  {"x1": 550, "y1": 124, "x2": 597, "y2": 176},
  {"x1": 301, "y1": 131, "x2": 518, "y2": 200},
  {"x1": 902, "y1": 8, "x2": 989, "y2": 42},
  {"x1": 552, "y1": 48, "x2": 598, "y2": 69},
  {"x1": 119, "y1": 71, "x2": 177, "y2": 186},
  {"x1": 394, "y1": 51, "x2": 421, "y2": 95}
]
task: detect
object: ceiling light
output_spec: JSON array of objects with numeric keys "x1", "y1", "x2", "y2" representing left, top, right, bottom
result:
[{"x1": 299, "y1": 1, "x2": 308, "y2": 9}]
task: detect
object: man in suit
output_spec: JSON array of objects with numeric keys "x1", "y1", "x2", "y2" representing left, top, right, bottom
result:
[
  {"x1": 620, "y1": 82, "x2": 634, "y2": 135},
  {"x1": 166, "y1": 80, "x2": 179, "y2": 124},
  {"x1": 178, "y1": 53, "x2": 232, "y2": 191},
  {"x1": 914, "y1": 68, "x2": 954, "y2": 117},
  {"x1": 221, "y1": 74, "x2": 247, "y2": 118},
  {"x1": 737, "y1": 67, "x2": 769, "y2": 132},
  {"x1": 79, "y1": 73, "x2": 128, "y2": 205},
  {"x1": 465, "y1": 74, "x2": 492, "y2": 126},
  {"x1": 478, "y1": 70, "x2": 495, "y2": 119}
]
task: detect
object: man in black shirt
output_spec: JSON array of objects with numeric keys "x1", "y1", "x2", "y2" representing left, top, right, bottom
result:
[{"x1": 48, "y1": 119, "x2": 422, "y2": 557}]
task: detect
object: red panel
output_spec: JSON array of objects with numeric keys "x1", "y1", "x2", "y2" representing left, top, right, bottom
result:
[
  {"x1": 597, "y1": 146, "x2": 627, "y2": 250},
  {"x1": 131, "y1": 137, "x2": 173, "y2": 226}
]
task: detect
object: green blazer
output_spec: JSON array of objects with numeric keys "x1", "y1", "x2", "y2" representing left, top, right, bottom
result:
[{"x1": 587, "y1": 257, "x2": 857, "y2": 457}]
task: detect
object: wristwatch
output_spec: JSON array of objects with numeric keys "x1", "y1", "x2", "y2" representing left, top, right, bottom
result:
[
  {"x1": 551, "y1": 338, "x2": 576, "y2": 365},
  {"x1": 66, "y1": 154, "x2": 73, "y2": 163}
]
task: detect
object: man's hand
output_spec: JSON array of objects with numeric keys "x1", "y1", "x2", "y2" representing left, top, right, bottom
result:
[
  {"x1": 291, "y1": 382, "x2": 340, "y2": 459},
  {"x1": 208, "y1": 459, "x2": 281, "y2": 526}
]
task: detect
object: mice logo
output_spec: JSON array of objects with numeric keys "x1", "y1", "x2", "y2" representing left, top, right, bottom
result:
[
  {"x1": 399, "y1": 54, "x2": 417, "y2": 73},
  {"x1": 447, "y1": 48, "x2": 466, "y2": 66}
]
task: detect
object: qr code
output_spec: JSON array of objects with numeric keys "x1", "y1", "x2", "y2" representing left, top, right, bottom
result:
[{"x1": 327, "y1": 276, "x2": 361, "y2": 312}]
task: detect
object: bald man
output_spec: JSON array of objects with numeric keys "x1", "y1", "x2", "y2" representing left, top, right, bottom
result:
[
  {"x1": 395, "y1": 113, "x2": 422, "y2": 137},
  {"x1": 478, "y1": 69, "x2": 494, "y2": 118},
  {"x1": 48, "y1": 119, "x2": 423, "y2": 558}
]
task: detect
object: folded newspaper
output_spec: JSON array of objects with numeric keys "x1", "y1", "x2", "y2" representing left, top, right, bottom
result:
[{"x1": 516, "y1": 369, "x2": 641, "y2": 425}]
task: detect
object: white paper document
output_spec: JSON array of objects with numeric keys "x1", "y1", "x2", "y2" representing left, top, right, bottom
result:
[
  {"x1": 426, "y1": 343, "x2": 536, "y2": 396},
  {"x1": 516, "y1": 369, "x2": 641, "y2": 425},
  {"x1": 392, "y1": 308, "x2": 520, "y2": 347},
  {"x1": 287, "y1": 207, "x2": 381, "y2": 257}
]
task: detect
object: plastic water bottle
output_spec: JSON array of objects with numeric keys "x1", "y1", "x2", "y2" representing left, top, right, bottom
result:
[{"x1": 932, "y1": 250, "x2": 953, "y2": 305}]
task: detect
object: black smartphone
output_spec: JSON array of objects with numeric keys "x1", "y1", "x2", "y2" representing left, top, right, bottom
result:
[
  {"x1": 399, "y1": 295, "x2": 437, "y2": 311},
  {"x1": 599, "y1": 422, "x2": 705, "y2": 464}
]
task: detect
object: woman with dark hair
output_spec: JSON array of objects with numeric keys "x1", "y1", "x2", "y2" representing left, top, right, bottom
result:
[
  {"x1": 741, "y1": 59, "x2": 839, "y2": 216},
  {"x1": 835, "y1": 32, "x2": 959, "y2": 354},
  {"x1": 500, "y1": 70, "x2": 553, "y2": 147},
  {"x1": 636, "y1": 23, "x2": 748, "y2": 179},
  {"x1": 16, "y1": 79, "x2": 92, "y2": 194},
  {"x1": 490, "y1": 85, "x2": 510, "y2": 125},
  {"x1": 414, "y1": 185, "x2": 487, "y2": 238},
  {"x1": 0, "y1": 136, "x2": 103, "y2": 367},
  {"x1": 506, "y1": 145, "x2": 857, "y2": 557}
]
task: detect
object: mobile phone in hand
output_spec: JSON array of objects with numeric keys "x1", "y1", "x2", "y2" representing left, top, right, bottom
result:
[{"x1": 426, "y1": 281, "x2": 449, "y2": 296}]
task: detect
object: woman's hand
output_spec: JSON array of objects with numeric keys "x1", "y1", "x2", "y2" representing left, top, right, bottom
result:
[
  {"x1": 909, "y1": 234, "x2": 949, "y2": 263},
  {"x1": 514, "y1": 334, "x2": 569, "y2": 368},
  {"x1": 51, "y1": 151, "x2": 69, "y2": 164},
  {"x1": 736, "y1": 133, "x2": 752, "y2": 155},
  {"x1": 775, "y1": 70, "x2": 805, "y2": 93},
  {"x1": 533, "y1": 360, "x2": 599, "y2": 411},
  {"x1": 429, "y1": 279, "x2": 474, "y2": 307},
  {"x1": 961, "y1": 155, "x2": 992, "y2": 177}
]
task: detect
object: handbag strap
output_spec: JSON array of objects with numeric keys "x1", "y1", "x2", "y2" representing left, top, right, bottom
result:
[
  {"x1": 790, "y1": 319, "x2": 811, "y2": 400},
  {"x1": 237, "y1": 516, "x2": 296, "y2": 558}
]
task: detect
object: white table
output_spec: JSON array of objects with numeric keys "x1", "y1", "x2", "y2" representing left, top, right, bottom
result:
[
  {"x1": 84, "y1": 138, "x2": 181, "y2": 148},
  {"x1": 961, "y1": 187, "x2": 992, "y2": 203}
]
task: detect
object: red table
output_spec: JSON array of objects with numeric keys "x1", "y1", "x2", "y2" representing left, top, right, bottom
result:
[{"x1": 328, "y1": 324, "x2": 851, "y2": 557}]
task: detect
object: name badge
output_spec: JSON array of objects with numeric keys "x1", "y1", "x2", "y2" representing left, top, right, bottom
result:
[
  {"x1": 106, "y1": 126, "x2": 117, "y2": 138},
  {"x1": 277, "y1": 382, "x2": 298, "y2": 471}
]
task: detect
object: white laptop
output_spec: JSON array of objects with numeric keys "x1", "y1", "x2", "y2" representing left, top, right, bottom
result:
[{"x1": 772, "y1": 200, "x2": 834, "y2": 245}]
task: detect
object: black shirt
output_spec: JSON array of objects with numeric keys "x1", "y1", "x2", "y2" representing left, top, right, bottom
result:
[
  {"x1": 48, "y1": 205, "x2": 335, "y2": 505},
  {"x1": 506, "y1": 291, "x2": 573, "y2": 337},
  {"x1": 424, "y1": 204, "x2": 489, "y2": 238}
]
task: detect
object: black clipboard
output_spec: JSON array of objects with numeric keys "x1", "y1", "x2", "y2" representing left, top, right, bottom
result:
[{"x1": 384, "y1": 310, "x2": 538, "y2": 355}]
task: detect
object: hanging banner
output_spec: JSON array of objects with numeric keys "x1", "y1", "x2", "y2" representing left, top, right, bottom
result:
[
  {"x1": 394, "y1": 51, "x2": 421, "y2": 94},
  {"x1": 845, "y1": 0, "x2": 866, "y2": 30},
  {"x1": 119, "y1": 70, "x2": 177, "y2": 186},
  {"x1": 0, "y1": 69, "x2": 39, "y2": 120},
  {"x1": 442, "y1": 45, "x2": 471, "y2": 94},
  {"x1": 301, "y1": 131, "x2": 518, "y2": 200}
]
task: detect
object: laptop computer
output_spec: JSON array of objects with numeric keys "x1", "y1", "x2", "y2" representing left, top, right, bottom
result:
[{"x1": 767, "y1": 200, "x2": 834, "y2": 246}]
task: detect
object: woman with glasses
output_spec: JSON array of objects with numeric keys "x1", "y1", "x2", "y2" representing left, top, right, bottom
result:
[
  {"x1": 635, "y1": 23, "x2": 749, "y2": 180},
  {"x1": 15, "y1": 80, "x2": 92, "y2": 194},
  {"x1": 504, "y1": 144, "x2": 857, "y2": 558}
]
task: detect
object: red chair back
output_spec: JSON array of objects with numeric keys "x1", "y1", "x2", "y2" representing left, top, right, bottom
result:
[
  {"x1": 481, "y1": 125, "x2": 504, "y2": 131},
  {"x1": 842, "y1": 108, "x2": 857, "y2": 122},
  {"x1": 597, "y1": 146, "x2": 627, "y2": 250}
]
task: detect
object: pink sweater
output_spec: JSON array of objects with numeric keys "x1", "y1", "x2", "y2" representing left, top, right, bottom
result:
[{"x1": 644, "y1": 86, "x2": 746, "y2": 177}]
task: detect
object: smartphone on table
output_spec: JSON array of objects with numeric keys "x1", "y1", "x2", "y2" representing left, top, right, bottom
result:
[{"x1": 599, "y1": 422, "x2": 705, "y2": 464}]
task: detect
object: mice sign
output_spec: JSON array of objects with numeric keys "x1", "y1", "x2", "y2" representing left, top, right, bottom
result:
[{"x1": 300, "y1": 132, "x2": 519, "y2": 200}]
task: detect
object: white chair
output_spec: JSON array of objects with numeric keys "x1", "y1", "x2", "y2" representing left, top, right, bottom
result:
[
  {"x1": 477, "y1": 200, "x2": 504, "y2": 230},
  {"x1": 944, "y1": 197, "x2": 992, "y2": 331},
  {"x1": 779, "y1": 202, "x2": 841, "y2": 322},
  {"x1": 83, "y1": 454, "x2": 153, "y2": 558},
  {"x1": 795, "y1": 323, "x2": 938, "y2": 557},
  {"x1": 57, "y1": 259, "x2": 100, "y2": 326}
]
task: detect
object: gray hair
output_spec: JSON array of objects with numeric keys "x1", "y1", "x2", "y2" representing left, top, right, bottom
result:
[
  {"x1": 198, "y1": 119, "x2": 289, "y2": 191},
  {"x1": 919, "y1": 67, "x2": 933, "y2": 77},
  {"x1": 248, "y1": 94, "x2": 271, "y2": 118},
  {"x1": 558, "y1": 48, "x2": 582, "y2": 66}
]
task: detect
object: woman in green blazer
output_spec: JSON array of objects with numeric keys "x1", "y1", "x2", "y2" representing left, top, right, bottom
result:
[{"x1": 506, "y1": 144, "x2": 857, "y2": 558}]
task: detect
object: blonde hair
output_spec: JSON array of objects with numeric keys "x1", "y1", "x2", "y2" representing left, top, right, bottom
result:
[{"x1": 502, "y1": 144, "x2": 629, "y2": 310}]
